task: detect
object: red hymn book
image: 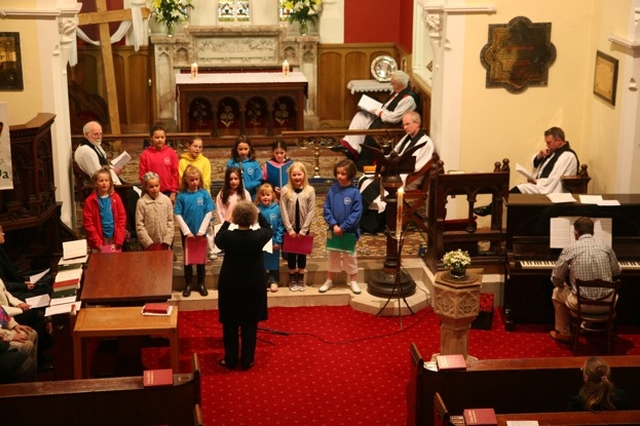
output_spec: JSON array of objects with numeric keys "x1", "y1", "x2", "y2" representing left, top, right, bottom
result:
[
  {"x1": 143, "y1": 303, "x2": 170, "y2": 315},
  {"x1": 143, "y1": 369, "x2": 174, "y2": 387},
  {"x1": 463, "y1": 408, "x2": 497, "y2": 426},
  {"x1": 435, "y1": 354, "x2": 467, "y2": 371}
]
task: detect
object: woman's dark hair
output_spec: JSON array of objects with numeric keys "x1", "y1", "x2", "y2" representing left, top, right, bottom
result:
[
  {"x1": 232, "y1": 200, "x2": 258, "y2": 227},
  {"x1": 230, "y1": 135, "x2": 256, "y2": 161},
  {"x1": 220, "y1": 166, "x2": 246, "y2": 205}
]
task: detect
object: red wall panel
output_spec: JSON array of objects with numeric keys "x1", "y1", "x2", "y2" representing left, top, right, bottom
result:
[{"x1": 344, "y1": 0, "x2": 413, "y2": 52}]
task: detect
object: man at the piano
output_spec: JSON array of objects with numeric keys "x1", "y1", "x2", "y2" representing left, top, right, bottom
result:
[
  {"x1": 549, "y1": 217, "x2": 621, "y2": 343},
  {"x1": 475, "y1": 127, "x2": 579, "y2": 216}
]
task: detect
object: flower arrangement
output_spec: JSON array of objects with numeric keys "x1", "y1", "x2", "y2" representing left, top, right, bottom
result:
[
  {"x1": 284, "y1": 0, "x2": 322, "y2": 34},
  {"x1": 147, "y1": 0, "x2": 194, "y2": 35},
  {"x1": 442, "y1": 249, "x2": 471, "y2": 277}
]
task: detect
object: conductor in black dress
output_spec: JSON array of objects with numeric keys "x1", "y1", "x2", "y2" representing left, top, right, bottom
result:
[{"x1": 215, "y1": 200, "x2": 273, "y2": 371}]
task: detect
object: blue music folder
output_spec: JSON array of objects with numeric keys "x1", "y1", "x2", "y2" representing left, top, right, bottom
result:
[{"x1": 266, "y1": 161, "x2": 292, "y2": 189}]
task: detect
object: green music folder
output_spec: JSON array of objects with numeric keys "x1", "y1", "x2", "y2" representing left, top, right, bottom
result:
[{"x1": 326, "y1": 231, "x2": 356, "y2": 254}]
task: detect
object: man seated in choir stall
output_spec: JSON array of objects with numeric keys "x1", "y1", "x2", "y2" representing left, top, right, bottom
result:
[
  {"x1": 74, "y1": 121, "x2": 125, "y2": 185},
  {"x1": 549, "y1": 217, "x2": 621, "y2": 343},
  {"x1": 474, "y1": 126, "x2": 579, "y2": 216},
  {"x1": 331, "y1": 70, "x2": 419, "y2": 162},
  {"x1": 358, "y1": 111, "x2": 435, "y2": 233}
]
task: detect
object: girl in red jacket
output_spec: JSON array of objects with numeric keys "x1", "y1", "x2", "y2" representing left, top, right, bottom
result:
[{"x1": 82, "y1": 167, "x2": 127, "y2": 252}]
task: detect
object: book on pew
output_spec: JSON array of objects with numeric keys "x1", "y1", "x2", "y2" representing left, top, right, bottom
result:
[
  {"x1": 463, "y1": 408, "x2": 497, "y2": 426},
  {"x1": 142, "y1": 303, "x2": 173, "y2": 316},
  {"x1": 435, "y1": 354, "x2": 467, "y2": 371},
  {"x1": 143, "y1": 369, "x2": 174, "y2": 387},
  {"x1": 51, "y1": 287, "x2": 77, "y2": 299}
]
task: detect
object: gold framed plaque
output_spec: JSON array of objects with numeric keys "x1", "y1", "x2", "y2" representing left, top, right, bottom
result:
[
  {"x1": 0, "y1": 33, "x2": 24, "y2": 91},
  {"x1": 593, "y1": 51, "x2": 618, "y2": 106}
]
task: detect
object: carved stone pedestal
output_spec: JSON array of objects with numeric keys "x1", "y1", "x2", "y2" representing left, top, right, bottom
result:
[{"x1": 432, "y1": 271, "x2": 482, "y2": 359}]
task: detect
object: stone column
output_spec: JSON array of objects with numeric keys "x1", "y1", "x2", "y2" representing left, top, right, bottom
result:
[{"x1": 432, "y1": 271, "x2": 481, "y2": 359}]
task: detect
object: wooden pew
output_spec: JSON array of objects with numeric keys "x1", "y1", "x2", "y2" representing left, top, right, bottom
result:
[
  {"x1": 496, "y1": 410, "x2": 640, "y2": 425},
  {"x1": 0, "y1": 353, "x2": 201, "y2": 426},
  {"x1": 407, "y1": 343, "x2": 640, "y2": 426}
]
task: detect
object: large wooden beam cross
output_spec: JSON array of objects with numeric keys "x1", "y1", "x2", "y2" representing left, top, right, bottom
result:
[{"x1": 78, "y1": 0, "x2": 150, "y2": 134}]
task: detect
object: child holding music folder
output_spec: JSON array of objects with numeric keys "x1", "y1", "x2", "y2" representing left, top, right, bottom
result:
[
  {"x1": 261, "y1": 139, "x2": 293, "y2": 199},
  {"x1": 319, "y1": 158, "x2": 363, "y2": 294},
  {"x1": 280, "y1": 161, "x2": 316, "y2": 292},
  {"x1": 82, "y1": 167, "x2": 127, "y2": 253},
  {"x1": 174, "y1": 165, "x2": 213, "y2": 298},
  {"x1": 135, "y1": 171, "x2": 174, "y2": 250},
  {"x1": 225, "y1": 135, "x2": 262, "y2": 200},
  {"x1": 256, "y1": 183, "x2": 285, "y2": 292}
]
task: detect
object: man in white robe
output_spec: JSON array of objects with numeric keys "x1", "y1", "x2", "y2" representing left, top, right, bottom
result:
[
  {"x1": 475, "y1": 127, "x2": 579, "y2": 216},
  {"x1": 333, "y1": 71, "x2": 418, "y2": 161}
]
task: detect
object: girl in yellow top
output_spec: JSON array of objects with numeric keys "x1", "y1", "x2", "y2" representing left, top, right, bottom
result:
[{"x1": 179, "y1": 137, "x2": 211, "y2": 191}]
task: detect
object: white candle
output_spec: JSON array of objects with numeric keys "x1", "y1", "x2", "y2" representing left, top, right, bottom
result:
[
  {"x1": 282, "y1": 60, "x2": 289, "y2": 76},
  {"x1": 396, "y1": 187, "x2": 404, "y2": 239},
  {"x1": 191, "y1": 62, "x2": 198, "y2": 79}
]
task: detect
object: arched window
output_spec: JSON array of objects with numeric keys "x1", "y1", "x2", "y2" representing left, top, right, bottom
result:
[{"x1": 218, "y1": 1, "x2": 251, "y2": 22}]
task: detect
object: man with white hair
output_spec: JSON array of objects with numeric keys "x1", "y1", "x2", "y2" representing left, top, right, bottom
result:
[
  {"x1": 74, "y1": 121, "x2": 123, "y2": 185},
  {"x1": 333, "y1": 70, "x2": 419, "y2": 162}
]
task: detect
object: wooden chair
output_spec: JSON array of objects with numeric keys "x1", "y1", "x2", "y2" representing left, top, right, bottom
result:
[
  {"x1": 402, "y1": 153, "x2": 439, "y2": 232},
  {"x1": 72, "y1": 161, "x2": 94, "y2": 202},
  {"x1": 561, "y1": 163, "x2": 591, "y2": 194},
  {"x1": 570, "y1": 278, "x2": 621, "y2": 355}
]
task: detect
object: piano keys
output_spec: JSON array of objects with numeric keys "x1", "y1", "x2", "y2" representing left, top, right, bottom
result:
[
  {"x1": 505, "y1": 193, "x2": 640, "y2": 330},
  {"x1": 519, "y1": 259, "x2": 640, "y2": 270}
]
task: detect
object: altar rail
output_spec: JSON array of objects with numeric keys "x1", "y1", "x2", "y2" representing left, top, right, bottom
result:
[
  {"x1": 0, "y1": 353, "x2": 202, "y2": 426},
  {"x1": 407, "y1": 343, "x2": 640, "y2": 426}
]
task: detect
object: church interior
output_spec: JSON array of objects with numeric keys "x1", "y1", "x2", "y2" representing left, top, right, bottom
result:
[{"x1": 1, "y1": 0, "x2": 640, "y2": 424}]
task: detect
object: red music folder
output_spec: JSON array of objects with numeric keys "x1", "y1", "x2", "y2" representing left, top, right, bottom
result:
[
  {"x1": 463, "y1": 408, "x2": 497, "y2": 426},
  {"x1": 282, "y1": 234, "x2": 314, "y2": 255},
  {"x1": 185, "y1": 237, "x2": 207, "y2": 265},
  {"x1": 435, "y1": 354, "x2": 467, "y2": 371}
]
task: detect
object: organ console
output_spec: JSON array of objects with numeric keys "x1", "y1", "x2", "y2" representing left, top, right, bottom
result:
[{"x1": 505, "y1": 193, "x2": 640, "y2": 330}]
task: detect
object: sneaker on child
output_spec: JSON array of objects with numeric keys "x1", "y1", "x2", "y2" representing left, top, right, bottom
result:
[
  {"x1": 318, "y1": 280, "x2": 333, "y2": 293},
  {"x1": 350, "y1": 281, "x2": 362, "y2": 295}
]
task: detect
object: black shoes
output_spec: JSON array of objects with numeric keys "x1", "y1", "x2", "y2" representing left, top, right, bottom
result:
[
  {"x1": 329, "y1": 145, "x2": 350, "y2": 156},
  {"x1": 218, "y1": 359, "x2": 235, "y2": 370},
  {"x1": 198, "y1": 284, "x2": 208, "y2": 297},
  {"x1": 473, "y1": 205, "x2": 492, "y2": 217}
]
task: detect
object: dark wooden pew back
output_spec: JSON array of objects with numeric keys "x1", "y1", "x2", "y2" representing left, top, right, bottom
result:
[
  {"x1": 0, "y1": 354, "x2": 201, "y2": 426},
  {"x1": 408, "y1": 343, "x2": 640, "y2": 426}
]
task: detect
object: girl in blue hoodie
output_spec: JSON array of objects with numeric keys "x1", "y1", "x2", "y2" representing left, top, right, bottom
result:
[
  {"x1": 256, "y1": 183, "x2": 285, "y2": 292},
  {"x1": 225, "y1": 135, "x2": 262, "y2": 200},
  {"x1": 319, "y1": 158, "x2": 363, "y2": 295}
]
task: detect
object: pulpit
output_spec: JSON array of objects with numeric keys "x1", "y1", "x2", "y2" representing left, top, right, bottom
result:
[{"x1": 432, "y1": 271, "x2": 482, "y2": 359}]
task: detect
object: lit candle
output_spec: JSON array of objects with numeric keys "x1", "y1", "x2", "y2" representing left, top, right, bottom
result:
[
  {"x1": 282, "y1": 59, "x2": 289, "y2": 77},
  {"x1": 396, "y1": 187, "x2": 404, "y2": 240},
  {"x1": 191, "y1": 62, "x2": 198, "y2": 79}
]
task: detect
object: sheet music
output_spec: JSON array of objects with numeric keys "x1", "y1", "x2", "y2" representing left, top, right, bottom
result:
[
  {"x1": 110, "y1": 150, "x2": 131, "y2": 169},
  {"x1": 579, "y1": 194, "x2": 603, "y2": 204},
  {"x1": 45, "y1": 301, "x2": 81, "y2": 316},
  {"x1": 25, "y1": 294, "x2": 50, "y2": 309},
  {"x1": 546, "y1": 193, "x2": 576, "y2": 203},
  {"x1": 29, "y1": 268, "x2": 50, "y2": 284},
  {"x1": 62, "y1": 239, "x2": 88, "y2": 260},
  {"x1": 597, "y1": 199, "x2": 620, "y2": 206},
  {"x1": 550, "y1": 217, "x2": 613, "y2": 248},
  {"x1": 357, "y1": 94, "x2": 382, "y2": 113},
  {"x1": 515, "y1": 163, "x2": 534, "y2": 181}
]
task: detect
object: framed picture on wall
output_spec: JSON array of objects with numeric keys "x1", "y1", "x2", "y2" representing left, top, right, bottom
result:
[
  {"x1": 0, "y1": 32, "x2": 24, "y2": 91},
  {"x1": 593, "y1": 51, "x2": 618, "y2": 106}
]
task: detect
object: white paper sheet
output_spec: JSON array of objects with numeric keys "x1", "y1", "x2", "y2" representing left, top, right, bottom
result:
[
  {"x1": 45, "y1": 301, "x2": 81, "y2": 316},
  {"x1": 25, "y1": 294, "x2": 50, "y2": 308},
  {"x1": 546, "y1": 193, "x2": 576, "y2": 203},
  {"x1": 29, "y1": 268, "x2": 50, "y2": 284},
  {"x1": 62, "y1": 239, "x2": 88, "y2": 260}
]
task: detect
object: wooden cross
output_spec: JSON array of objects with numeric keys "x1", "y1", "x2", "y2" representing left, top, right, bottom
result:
[{"x1": 78, "y1": 0, "x2": 150, "y2": 134}]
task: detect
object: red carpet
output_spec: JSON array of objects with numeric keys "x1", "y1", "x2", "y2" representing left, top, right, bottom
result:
[{"x1": 142, "y1": 306, "x2": 640, "y2": 425}]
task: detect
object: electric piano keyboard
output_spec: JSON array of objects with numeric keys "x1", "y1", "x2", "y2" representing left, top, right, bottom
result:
[{"x1": 519, "y1": 260, "x2": 640, "y2": 270}]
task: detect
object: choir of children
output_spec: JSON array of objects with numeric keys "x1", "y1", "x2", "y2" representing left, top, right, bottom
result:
[{"x1": 82, "y1": 132, "x2": 373, "y2": 295}]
